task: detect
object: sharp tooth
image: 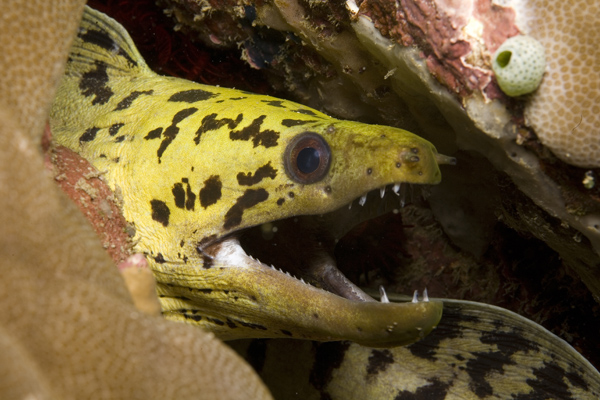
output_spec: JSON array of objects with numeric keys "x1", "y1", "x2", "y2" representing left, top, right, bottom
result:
[
  {"x1": 359, "y1": 195, "x2": 367, "y2": 206},
  {"x1": 379, "y1": 285, "x2": 390, "y2": 303},
  {"x1": 301, "y1": 278, "x2": 306, "y2": 284},
  {"x1": 270, "y1": 264, "x2": 276, "y2": 270},
  {"x1": 393, "y1": 183, "x2": 401, "y2": 195},
  {"x1": 348, "y1": 202, "x2": 352, "y2": 210},
  {"x1": 423, "y1": 288, "x2": 429, "y2": 302},
  {"x1": 412, "y1": 290, "x2": 419, "y2": 303},
  {"x1": 380, "y1": 187, "x2": 385, "y2": 198}
]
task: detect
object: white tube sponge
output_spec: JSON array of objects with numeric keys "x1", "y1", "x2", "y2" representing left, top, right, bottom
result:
[{"x1": 492, "y1": 35, "x2": 546, "y2": 97}]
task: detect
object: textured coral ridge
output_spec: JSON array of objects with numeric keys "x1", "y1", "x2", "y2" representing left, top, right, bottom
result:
[
  {"x1": 0, "y1": 1, "x2": 271, "y2": 399},
  {"x1": 524, "y1": 0, "x2": 600, "y2": 168}
]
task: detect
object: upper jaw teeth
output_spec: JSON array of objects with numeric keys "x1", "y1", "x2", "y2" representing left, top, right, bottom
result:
[{"x1": 352, "y1": 183, "x2": 404, "y2": 209}]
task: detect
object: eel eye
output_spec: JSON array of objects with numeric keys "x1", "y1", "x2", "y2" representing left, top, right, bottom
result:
[{"x1": 284, "y1": 132, "x2": 331, "y2": 184}]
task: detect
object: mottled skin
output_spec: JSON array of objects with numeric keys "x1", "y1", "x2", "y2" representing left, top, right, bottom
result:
[
  {"x1": 0, "y1": 1, "x2": 271, "y2": 399},
  {"x1": 233, "y1": 298, "x2": 600, "y2": 399},
  {"x1": 50, "y1": 7, "x2": 445, "y2": 346}
]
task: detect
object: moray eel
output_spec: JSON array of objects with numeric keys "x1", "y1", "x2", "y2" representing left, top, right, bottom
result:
[
  {"x1": 232, "y1": 296, "x2": 600, "y2": 399},
  {"x1": 50, "y1": 6, "x2": 452, "y2": 347}
]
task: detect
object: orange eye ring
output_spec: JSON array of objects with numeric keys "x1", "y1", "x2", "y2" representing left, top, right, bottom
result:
[{"x1": 284, "y1": 132, "x2": 331, "y2": 184}]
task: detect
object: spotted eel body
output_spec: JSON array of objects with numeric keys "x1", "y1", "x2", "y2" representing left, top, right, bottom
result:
[
  {"x1": 50, "y1": 6, "x2": 449, "y2": 347},
  {"x1": 233, "y1": 297, "x2": 600, "y2": 399}
]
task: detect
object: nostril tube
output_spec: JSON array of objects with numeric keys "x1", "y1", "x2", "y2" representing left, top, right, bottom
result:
[{"x1": 435, "y1": 153, "x2": 457, "y2": 165}]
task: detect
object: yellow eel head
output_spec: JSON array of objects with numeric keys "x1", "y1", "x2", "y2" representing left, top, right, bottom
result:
[
  {"x1": 50, "y1": 6, "x2": 452, "y2": 348},
  {"x1": 148, "y1": 110, "x2": 449, "y2": 347}
]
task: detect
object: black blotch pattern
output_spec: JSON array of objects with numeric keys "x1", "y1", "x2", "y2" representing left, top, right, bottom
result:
[
  {"x1": 183, "y1": 313, "x2": 202, "y2": 322},
  {"x1": 225, "y1": 319, "x2": 237, "y2": 329},
  {"x1": 79, "y1": 29, "x2": 138, "y2": 67},
  {"x1": 236, "y1": 162, "x2": 277, "y2": 186},
  {"x1": 230, "y1": 115, "x2": 279, "y2": 148},
  {"x1": 79, "y1": 29, "x2": 116, "y2": 52},
  {"x1": 185, "y1": 181, "x2": 196, "y2": 210},
  {"x1": 150, "y1": 199, "x2": 170, "y2": 227},
  {"x1": 465, "y1": 351, "x2": 514, "y2": 398},
  {"x1": 79, "y1": 127, "x2": 100, "y2": 143},
  {"x1": 394, "y1": 378, "x2": 451, "y2": 400},
  {"x1": 157, "y1": 107, "x2": 198, "y2": 162},
  {"x1": 154, "y1": 253, "x2": 165, "y2": 263},
  {"x1": 79, "y1": 61, "x2": 113, "y2": 105},
  {"x1": 194, "y1": 112, "x2": 243, "y2": 144},
  {"x1": 172, "y1": 179, "x2": 196, "y2": 211},
  {"x1": 261, "y1": 99, "x2": 286, "y2": 108},
  {"x1": 281, "y1": 119, "x2": 315, "y2": 127},
  {"x1": 565, "y1": 369, "x2": 589, "y2": 391},
  {"x1": 236, "y1": 320, "x2": 267, "y2": 331},
  {"x1": 294, "y1": 108, "x2": 318, "y2": 116},
  {"x1": 464, "y1": 327, "x2": 541, "y2": 398},
  {"x1": 113, "y1": 90, "x2": 154, "y2": 111},
  {"x1": 144, "y1": 127, "x2": 163, "y2": 140},
  {"x1": 276, "y1": 198, "x2": 285, "y2": 206},
  {"x1": 229, "y1": 96, "x2": 247, "y2": 100},
  {"x1": 366, "y1": 349, "x2": 394, "y2": 377},
  {"x1": 519, "y1": 361, "x2": 575, "y2": 400},
  {"x1": 407, "y1": 303, "x2": 479, "y2": 361},
  {"x1": 223, "y1": 189, "x2": 269, "y2": 229},
  {"x1": 280, "y1": 330, "x2": 293, "y2": 336},
  {"x1": 199, "y1": 175, "x2": 222, "y2": 208},
  {"x1": 206, "y1": 317, "x2": 225, "y2": 326},
  {"x1": 309, "y1": 341, "x2": 351, "y2": 393},
  {"x1": 172, "y1": 183, "x2": 185, "y2": 209},
  {"x1": 114, "y1": 135, "x2": 125, "y2": 143},
  {"x1": 168, "y1": 89, "x2": 216, "y2": 103},
  {"x1": 108, "y1": 123, "x2": 124, "y2": 136}
]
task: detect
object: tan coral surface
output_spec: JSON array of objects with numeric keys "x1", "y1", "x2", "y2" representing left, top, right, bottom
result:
[
  {"x1": 524, "y1": 0, "x2": 600, "y2": 168},
  {"x1": 0, "y1": 1, "x2": 271, "y2": 399}
]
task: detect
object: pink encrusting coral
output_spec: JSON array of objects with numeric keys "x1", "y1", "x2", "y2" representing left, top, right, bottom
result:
[{"x1": 357, "y1": 0, "x2": 519, "y2": 99}]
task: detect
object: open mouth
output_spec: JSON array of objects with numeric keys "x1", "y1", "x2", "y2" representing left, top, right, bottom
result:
[
  {"x1": 180, "y1": 181, "x2": 445, "y2": 348},
  {"x1": 208, "y1": 182, "x2": 424, "y2": 304}
]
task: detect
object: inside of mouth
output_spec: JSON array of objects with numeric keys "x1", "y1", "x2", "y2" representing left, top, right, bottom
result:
[{"x1": 234, "y1": 183, "x2": 424, "y2": 302}]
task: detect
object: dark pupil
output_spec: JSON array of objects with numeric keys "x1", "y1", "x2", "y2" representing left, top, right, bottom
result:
[{"x1": 297, "y1": 147, "x2": 320, "y2": 174}]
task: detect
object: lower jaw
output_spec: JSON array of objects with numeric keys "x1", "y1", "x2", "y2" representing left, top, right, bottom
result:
[{"x1": 155, "y1": 235, "x2": 443, "y2": 348}]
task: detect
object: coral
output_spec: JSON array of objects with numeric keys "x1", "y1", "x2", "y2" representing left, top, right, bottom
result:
[
  {"x1": 492, "y1": 35, "x2": 546, "y2": 96},
  {"x1": 522, "y1": 0, "x2": 600, "y2": 168}
]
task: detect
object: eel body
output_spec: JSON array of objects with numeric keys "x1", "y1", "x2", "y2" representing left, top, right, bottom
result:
[
  {"x1": 50, "y1": 6, "x2": 449, "y2": 347},
  {"x1": 233, "y1": 297, "x2": 600, "y2": 399}
]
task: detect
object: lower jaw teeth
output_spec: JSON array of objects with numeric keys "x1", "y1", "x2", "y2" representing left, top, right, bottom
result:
[{"x1": 379, "y1": 285, "x2": 390, "y2": 303}]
